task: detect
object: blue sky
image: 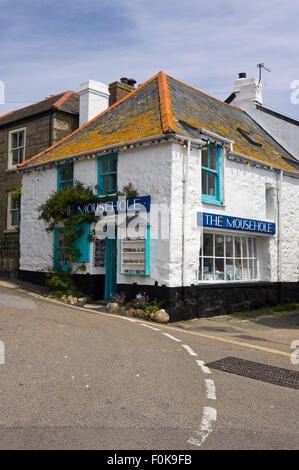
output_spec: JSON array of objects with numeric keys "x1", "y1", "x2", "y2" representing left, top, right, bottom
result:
[{"x1": 1, "y1": 0, "x2": 299, "y2": 119}]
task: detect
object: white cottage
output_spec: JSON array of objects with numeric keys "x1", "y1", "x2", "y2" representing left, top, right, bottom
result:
[{"x1": 18, "y1": 72, "x2": 299, "y2": 321}]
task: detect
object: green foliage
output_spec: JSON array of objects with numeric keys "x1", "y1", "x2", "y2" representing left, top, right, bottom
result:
[
  {"x1": 118, "y1": 182, "x2": 139, "y2": 198},
  {"x1": 46, "y1": 269, "x2": 74, "y2": 291},
  {"x1": 38, "y1": 181, "x2": 101, "y2": 263},
  {"x1": 46, "y1": 269, "x2": 91, "y2": 301},
  {"x1": 273, "y1": 303, "x2": 297, "y2": 312},
  {"x1": 38, "y1": 181, "x2": 99, "y2": 232},
  {"x1": 11, "y1": 186, "x2": 21, "y2": 209},
  {"x1": 146, "y1": 299, "x2": 165, "y2": 318}
]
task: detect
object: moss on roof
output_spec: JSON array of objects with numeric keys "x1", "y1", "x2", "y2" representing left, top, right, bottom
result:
[{"x1": 19, "y1": 72, "x2": 298, "y2": 172}]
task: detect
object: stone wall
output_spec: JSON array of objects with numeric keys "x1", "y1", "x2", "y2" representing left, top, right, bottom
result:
[{"x1": 0, "y1": 109, "x2": 79, "y2": 276}]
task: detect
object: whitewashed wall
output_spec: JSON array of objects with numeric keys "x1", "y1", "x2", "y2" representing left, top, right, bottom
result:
[
  {"x1": 168, "y1": 143, "x2": 299, "y2": 286},
  {"x1": 20, "y1": 170, "x2": 56, "y2": 271},
  {"x1": 19, "y1": 141, "x2": 299, "y2": 287}
]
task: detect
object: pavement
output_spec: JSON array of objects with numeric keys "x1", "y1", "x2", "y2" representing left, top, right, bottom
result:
[{"x1": 0, "y1": 278, "x2": 298, "y2": 450}]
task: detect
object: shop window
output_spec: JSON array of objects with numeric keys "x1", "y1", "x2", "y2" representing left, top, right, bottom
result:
[
  {"x1": 7, "y1": 191, "x2": 20, "y2": 230},
  {"x1": 199, "y1": 232, "x2": 258, "y2": 281},
  {"x1": 201, "y1": 144, "x2": 221, "y2": 204},
  {"x1": 57, "y1": 162, "x2": 73, "y2": 191},
  {"x1": 97, "y1": 153, "x2": 117, "y2": 195},
  {"x1": 8, "y1": 128, "x2": 26, "y2": 168}
]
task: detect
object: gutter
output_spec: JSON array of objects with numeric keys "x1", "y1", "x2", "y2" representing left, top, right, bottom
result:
[
  {"x1": 19, "y1": 133, "x2": 204, "y2": 171},
  {"x1": 228, "y1": 150, "x2": 299, "y2": 178}
]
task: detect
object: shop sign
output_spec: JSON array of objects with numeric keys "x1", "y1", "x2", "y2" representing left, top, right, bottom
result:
[
  {"x1": 71, "y1": 195, "x2": 151, "y2": 216},
  {"x1": 197, "y1": 212, "x2": 276, "y2": 234}
]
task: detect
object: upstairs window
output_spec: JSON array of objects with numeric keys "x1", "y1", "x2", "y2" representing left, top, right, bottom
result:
[
  {"x1": 8, "y1": 128, "x2": 26, "y2": 168},
  {"x1": 201, "y1": 144, "x2": 221, "y2": 204},
  {"x1": 57, "y1": 162, "x2": 73, "y2": 191},
  {"x1": 97, "y1": 154, "x2": 117, "y2": 195}
]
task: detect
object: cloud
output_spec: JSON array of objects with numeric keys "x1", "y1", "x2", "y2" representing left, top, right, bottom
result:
[{"x1": 0, "y1": 0, "x2": 299, "y2": 119}]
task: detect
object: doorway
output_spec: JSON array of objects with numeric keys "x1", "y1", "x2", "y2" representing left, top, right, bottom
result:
[{"x1": 104, "y1": 236, "x2": 117, "y2": 300}]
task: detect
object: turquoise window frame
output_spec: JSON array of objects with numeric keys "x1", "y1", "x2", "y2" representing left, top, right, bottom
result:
[
  {"x1": 97, "y1": 153, "x2": 118, "y2": 196},
  {"x1": 53, "y1": 228, "x2": 70, "y2": 272},
  {"x1": 53, "y1": 223, "x2": 90, "y2": 271},
  {"x1": 57, "y1": 162, "x2": 74, "y2": 191},
  {"x1": 201, "y1": 145, "x2": 222, "y2": 204}
]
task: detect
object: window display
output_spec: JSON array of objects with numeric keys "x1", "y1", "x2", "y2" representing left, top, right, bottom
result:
[{"x1": 199, "y1": 232, "x2": 258, "y2": 281}]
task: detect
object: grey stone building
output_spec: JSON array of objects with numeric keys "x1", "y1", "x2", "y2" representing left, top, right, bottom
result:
[{"x1": 0, "y1": 91, "x2": 79, "y2": 276}]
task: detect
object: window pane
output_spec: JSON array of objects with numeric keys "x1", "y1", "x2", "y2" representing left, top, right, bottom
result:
[
  {"x1": 252, "y1": 238, "x2": 257, "y2": 257},
  {"x1": 202, "y1": 149, "x2": 209, "y2": 168},
  {"x1": 60, "y1": 164, "x2": 72, "y2": 181},
  {"x1": 242, "y1": 259, "x2": 249, "y2": 280},
  {"x1": 11, "y1": 197, "x2": 17, "y2": 210},
  {"x1": 242, "y1": 237, "x2": 248, "y2": 257},
  {"x1": 12, "y1": 133, "x2": 18, "y2": 149},
  {"x1": 208, "y1": 172, "x2": 215, "y2": 196},
  {"x1": 225, "y1": 259, "x2": 234, "y2": 280},
  {"x1": 12, "y1": 149, "x2": 19, "y2": 165},
  {"x1": 110, "y1": 173, "x2": 117, "y2": 192},
  {"x1": 249, "y1": 259, "x2": 254, "y2": 279},
  {"x1": 215, "y1": 258, "x2": 224, "y2": 280},
  {"x1": 215, "y1": 234, "x2": 224, "y2": 256},
  {"x1": 235, "y1": 237, "x2": 241, "y2": 257},
  {"x1": 203, "y1": 258, "x2": 214, "y2": 280},
  {"x1": 101, "y1": 158, "x2": 109, "y2": 173},
  {"x1": 19, "y1": 148, "x2": 24, "y2": 163},
  {"x1": 235, "y1": 259, "x2": 242, "y2": 280},
  {"x1": 225, "y1": 235, "x2": 233, "y2": 257},
  {"x1": 209, "y1": 146, "x2": 217, "y2": 170},
  {"x1": 202, "y1": 170, "x2": 207, "y2": 194},
  {"x1": 58, "y1": 232, "x2": 64, "y2": 247},
  {"x1": 203, "y1": 233, "x2": 213, "y2": 256},
  {"x1": 18, "y1": 131, "x2": 24, "y2": 147},
  {"x1": 11, "y1": 210, "x2": 18, "y2": 226},
  {"x1": 110, "y1": 157, "x2": 117, "y2": 172},
  {"x1": 253, "y1": 260, "x2": 258, "y2": 279},
  {"x1": 102, "y1": 175, "x2": 110, "y2": 191},
  {"x1": 198, "y1": 258, "x2": 202, "y2": 280},
  {"x1": 248, "y1": 238, "x2": 253, "y2": 257}
]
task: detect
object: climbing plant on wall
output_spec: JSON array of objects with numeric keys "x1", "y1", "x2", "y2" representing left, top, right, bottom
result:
[{"x1": 38, "y1": 181, "x2": 100, "y2": 264}]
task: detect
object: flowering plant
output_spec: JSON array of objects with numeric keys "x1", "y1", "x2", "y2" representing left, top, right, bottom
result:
[
  {"x1": 110, "y1": 292, "x2": 126, "y2": 306},
  {"x1": 133, "y1": 292, "x2": 150, "y2": 310}
]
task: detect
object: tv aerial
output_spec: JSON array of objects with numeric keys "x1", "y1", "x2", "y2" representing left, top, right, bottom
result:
[{"x1": 257, "y1": 63, "x2": 271, "y2": 84}]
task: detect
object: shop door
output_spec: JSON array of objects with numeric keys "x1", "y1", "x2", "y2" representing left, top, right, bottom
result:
[{"x1": 104, "y1": 237, "x2": 117, "y2": 300}]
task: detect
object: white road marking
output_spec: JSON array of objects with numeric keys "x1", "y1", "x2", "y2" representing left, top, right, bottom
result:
[
  {"x1": 162, "y1": 333, "x2": 182, "y2": 342},
  {"x1": 121, "y1": 317, "x2": 137, "y2": 322},
  {"x1": 140, "y1": 323, "x2": 160, "y2": 331},
  {"x1": 187, "y1": 407, "x2": 217, "y2": 447},
  {"x1": 195, "y1": 360, "x2": 212, "y2": 374},
  {"x1": 205, "y1": 379, "x2": 217, "y2": 400},
  {"x1": 182, "y1": 344, "x2": 197, "y2": 356}
]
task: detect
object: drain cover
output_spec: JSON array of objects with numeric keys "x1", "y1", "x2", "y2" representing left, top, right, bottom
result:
[{"x1": 206, "y1": 357, "x2": 299, "y2": 390}]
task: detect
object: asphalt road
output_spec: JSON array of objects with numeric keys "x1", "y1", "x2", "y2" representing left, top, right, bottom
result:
[{"x1": 0, "y1": 282, "x2": 298, "y2": 450}]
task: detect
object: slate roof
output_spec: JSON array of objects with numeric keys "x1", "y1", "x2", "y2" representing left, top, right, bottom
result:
[
  {"x1": 19, "y1": 72, "x2": 298, "y2": 172},
  {"x1": 0, "y1": 90, "x2": 79, "y2": 127}
]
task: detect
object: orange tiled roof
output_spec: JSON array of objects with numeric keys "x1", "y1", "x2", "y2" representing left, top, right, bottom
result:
[
  {"x1": 19, "y1": 72, "x2": 298, "y2": 172},
  {"x1": 0, "y1": 90, "x2": 78, "y2": 127}
]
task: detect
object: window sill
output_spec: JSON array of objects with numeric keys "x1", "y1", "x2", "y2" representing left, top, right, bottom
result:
[
  {"x1": 202, "y1": 200, "x2": 225, "y2": 207},
  {"x1": 6, "y1": 167, "x2": 20, "y2": 173},
  {"x1": 4, "y1": 229, "x2": 19, "y2": 233}
]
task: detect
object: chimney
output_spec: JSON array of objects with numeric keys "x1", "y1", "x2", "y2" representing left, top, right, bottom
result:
[
  {"x1": 79, "y1": 80, "x2": 109, "y2": 126},
  {"x1": 109, "y1": 77, "x2": 136, "y2": 106},
  {"x1": 233, "y1": 72, "x2": 263, "y2": 108}
]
